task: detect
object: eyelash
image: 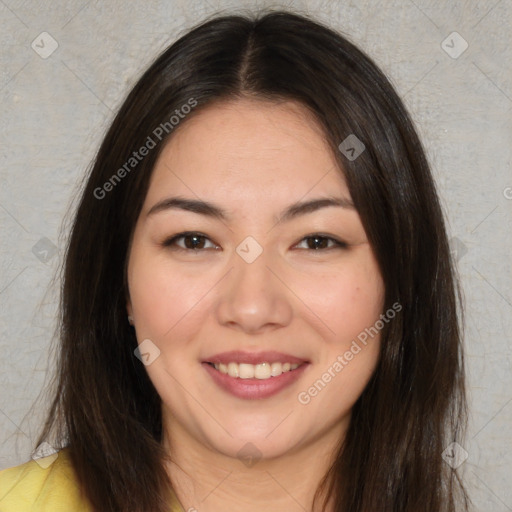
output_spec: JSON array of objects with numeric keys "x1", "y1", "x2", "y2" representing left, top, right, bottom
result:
[{"x1": 161, "y1": 231, "x2": 348, "y2": 252}]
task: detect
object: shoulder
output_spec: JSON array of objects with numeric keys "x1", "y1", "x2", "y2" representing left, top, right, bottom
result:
[{"x1": 0, "y1": 446, "x2": 91, "y2": 512}]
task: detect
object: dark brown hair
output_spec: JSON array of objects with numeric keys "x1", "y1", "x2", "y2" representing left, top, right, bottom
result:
[{"x1": 34, "y1": 8, "x2": 471, "y2": 512}]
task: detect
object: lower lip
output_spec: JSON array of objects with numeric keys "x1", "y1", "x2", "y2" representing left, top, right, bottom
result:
[{"x1": 202, "y1": 362, "x2": 310, "y2": 400}]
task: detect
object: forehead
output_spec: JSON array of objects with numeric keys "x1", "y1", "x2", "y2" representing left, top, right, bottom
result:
[{"x1": 144, "y1": 98, "x2": 350, "y2": 208}]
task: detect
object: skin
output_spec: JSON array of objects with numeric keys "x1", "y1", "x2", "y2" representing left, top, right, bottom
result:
[{"x1": 126, "y1": 98, "x2": 385, "y2": 512}]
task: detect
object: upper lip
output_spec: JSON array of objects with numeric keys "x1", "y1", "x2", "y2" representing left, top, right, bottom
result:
[{"x1": 203, "y1": 351, "x2": 308, "y2": 365}]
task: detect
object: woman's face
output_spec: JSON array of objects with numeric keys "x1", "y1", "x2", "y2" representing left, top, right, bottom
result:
[{"x1": 126, "y1": 98, "x2": 384, "y2": 461}]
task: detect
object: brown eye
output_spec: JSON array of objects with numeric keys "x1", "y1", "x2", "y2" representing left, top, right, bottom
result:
[
  {"x1": 162, "y1": 232, "x2": 219, "y2": 251},
  {"x1": 295, "y1": 234, "x2": 347, "y2": 251}
]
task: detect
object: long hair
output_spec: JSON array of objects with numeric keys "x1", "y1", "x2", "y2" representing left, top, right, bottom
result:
[{"x1": 34, "y1": 9, "x2": 471, "y2": 512}]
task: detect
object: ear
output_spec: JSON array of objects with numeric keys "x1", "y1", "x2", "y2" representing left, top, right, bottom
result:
[
  {"x1": 125, "y1": 271, "x2": 134, "y2": 324},
  {"x1": 126, "y1": 299, "x2": 133, "y2": 318},
  {"x1": 126, "y1": 301, "x2": 134, "y2": 326}
]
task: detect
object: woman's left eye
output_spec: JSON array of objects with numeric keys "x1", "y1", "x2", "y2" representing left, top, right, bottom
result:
[
  {"x1": 294, "y1": 234, "x2": 347, "y2": 251},
  {"x1": 161, "y1": 232, "x2": 347, "y2": 252}
]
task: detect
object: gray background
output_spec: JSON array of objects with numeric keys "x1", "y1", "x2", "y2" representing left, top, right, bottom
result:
[{"x1": 1, "y1": 1, "x2": 511, "y2": 510}]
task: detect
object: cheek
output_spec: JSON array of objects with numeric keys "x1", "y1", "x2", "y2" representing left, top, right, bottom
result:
[
  {"x1": 128, "y1": 253, "x2": 212, "y2": 338},
  {"x1": 297, "y1": 256, "x2": 384, "y2": 345}
]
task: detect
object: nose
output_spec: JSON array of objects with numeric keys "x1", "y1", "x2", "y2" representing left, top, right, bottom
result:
[{"x1": 215, "y1": 244, "x2": 293, "y2": 334}]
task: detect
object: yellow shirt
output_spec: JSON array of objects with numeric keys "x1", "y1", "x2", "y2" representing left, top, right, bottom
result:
[{"x1": 0, "y1": 447, "x2": 184, "y2": 512}]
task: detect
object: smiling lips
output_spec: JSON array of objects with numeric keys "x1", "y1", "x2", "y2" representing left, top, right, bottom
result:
[{"x1": 202, "y1": 350, "x2": 309, "y2": 398}]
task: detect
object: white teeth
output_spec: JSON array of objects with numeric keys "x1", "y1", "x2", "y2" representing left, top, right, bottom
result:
[
  {"x1": 212, "y1": 361, "x2": 301, "y2": 379},
  {"x1": 239, "y1": 363, "x2": 255, "y2": 379},
  {"x1": 227, "y1": 362, "x2": 239, "y2": 378},
  {"x1": 254, "y1": 362, "x2": 271, "y2": 379},
  {"x1": 270, "y1": 362, "x2": 282, "y2": 377}
]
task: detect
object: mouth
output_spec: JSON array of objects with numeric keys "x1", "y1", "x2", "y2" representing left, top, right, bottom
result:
[
  {"x1": 201, "y1": 352, "x2": 310, "y2": 400},
  {"x1": 204, "y1": 361, "x2": 305, "y2": 380}
]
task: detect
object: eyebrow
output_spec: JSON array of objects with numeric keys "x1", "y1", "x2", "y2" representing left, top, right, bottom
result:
[{"x1": 146, "y1": 195, "x2": 355, "y2": 224}]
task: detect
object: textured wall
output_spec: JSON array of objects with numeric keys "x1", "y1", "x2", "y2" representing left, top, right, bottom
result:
[{"x1": 0, "y1": 0, "x2": 510, "y2": 510}]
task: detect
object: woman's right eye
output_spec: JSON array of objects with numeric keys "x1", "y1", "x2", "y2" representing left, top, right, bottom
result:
[{"x1": 161, "y1": 232, "x2": 220, "y2": 251}]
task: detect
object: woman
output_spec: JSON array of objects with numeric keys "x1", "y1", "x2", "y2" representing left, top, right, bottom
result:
[{"x1": 0, "y1": 9, "x2": 471, "y2": 512}]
